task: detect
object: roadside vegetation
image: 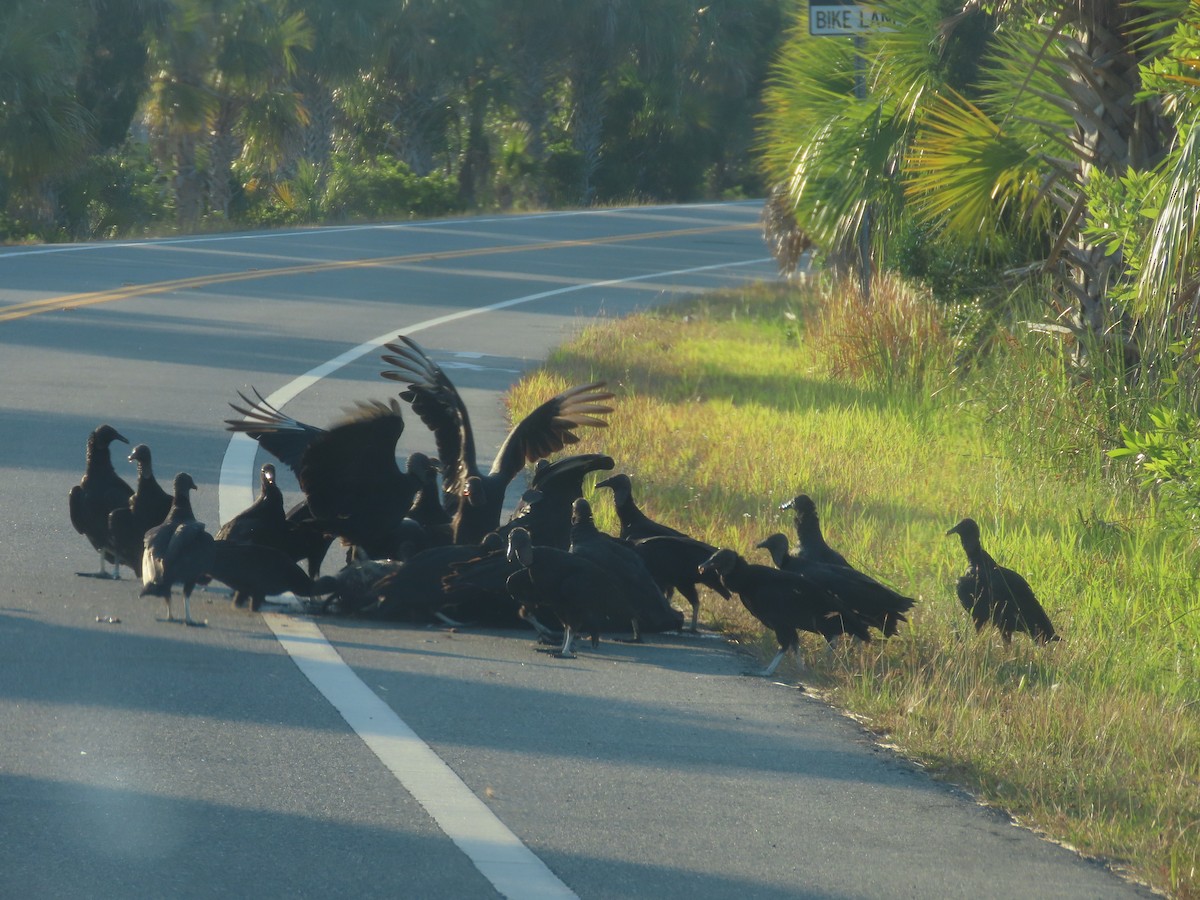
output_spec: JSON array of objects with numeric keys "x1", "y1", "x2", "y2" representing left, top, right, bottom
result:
[
  {"x1": 0, "y1": 0, "x2": 785, "y2": 242},
  {"x1": 508, "y1": 277, "x2": 1200, "y2": 899}
]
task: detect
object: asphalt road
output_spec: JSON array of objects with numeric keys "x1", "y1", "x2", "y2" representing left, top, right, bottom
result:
[{"x1": 0, "y1": 204, "x2": 1150, "y2": 898}]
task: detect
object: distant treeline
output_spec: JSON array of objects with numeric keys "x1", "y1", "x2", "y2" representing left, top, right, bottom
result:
[{"x1": 0, "y1": 0, "x2": 786, "y2": 242}]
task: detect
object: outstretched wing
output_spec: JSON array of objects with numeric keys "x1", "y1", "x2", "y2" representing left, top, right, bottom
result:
[
  {"x1": 490, "y1": 382, "x2": 614, "y2": 482},
  {"x1": 380, "y1": 335, "x2": 474, "y2": 496},
  {"x1": 224, "y1": 388, "x2": 326, "y2": 476},
  {"x1": 298, "y1": 399, "x2": 415, "y2": 553}
]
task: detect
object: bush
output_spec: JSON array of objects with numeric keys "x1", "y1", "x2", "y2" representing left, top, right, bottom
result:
[
  {"x1": 1111, "y1": 403, "x2": 1200, "y2": 527},
  {"x1": 5, "y1": 144, "x2": 173, "y2": 243},
  {"x1": 322, "y1": 154, "x2": 461, "y2": 221}
]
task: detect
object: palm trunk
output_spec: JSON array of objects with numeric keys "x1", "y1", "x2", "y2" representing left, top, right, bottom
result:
[{"x1": 1042, "y1": 10, "x2": 1171, "y2": 371}]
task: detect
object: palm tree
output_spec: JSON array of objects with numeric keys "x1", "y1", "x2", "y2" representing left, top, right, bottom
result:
[
  {"x1": 760, "y1": 0, "x2": 990, "y2": 278},
  {"x1": 0, "y1": 0, "x2": 92, "y2": 227},
  {"x1": 144, "y1": 0, "x2": 312, "y2": 226},
  {"x1": 207, "y1": 0, "x2": 313, "y2": 217},
  {"x1": 290, "y1": 0, "x2": 388, "y2": 181},
  {"x1": 1117, "y1": 4, "x2": 1200, "y2": 367},
  {"x1": 144, "y1": 0, "x2": 224, "y2": 227},
  {"x1": 902, "y1": 1, "x2": 1184, "y2": 369}
]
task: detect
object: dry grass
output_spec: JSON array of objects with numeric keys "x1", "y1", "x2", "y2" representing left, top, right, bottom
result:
[{"x1": 507, "y1": 276, "x2": 1200, "y2": 898}]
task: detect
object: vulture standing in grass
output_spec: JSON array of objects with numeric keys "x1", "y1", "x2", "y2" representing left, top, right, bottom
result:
[
  {"x1": 946, "y1": 517, "x2": 1059, "y2": 644},
  {"x1": 225, "y1": 390, "x2": 421, "y2": 559},
  {"x1": 379, "y1": 335, "x2": 614, "y2": 544},
  {"x1": 595, "y1": 473, "x2": 689, "y2": 542},
  {"x1": 698, "y1": 547, "x2": 871, "y2": 676},
  {"x1": 781, "y1": 494, "x2": 851, "y2": 568},
  {"x1": 141, "y1": 473, "x2": 211, "y2": 626},
  {"x1": 755, "y1": 532, "x2": 914, "y2": 637},
  {"x1": 108, "y1": 443, "x2": 172, "y2": 577},
  {"x1": 597, "y1": 473, "x2": 721, "y2": 631},
  {"x1": 69, "y1": 424, "x2": 133, "y2": 578}
]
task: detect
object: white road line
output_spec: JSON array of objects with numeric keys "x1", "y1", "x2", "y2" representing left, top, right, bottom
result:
[
  {"x1": 263, "y1": 613, "x2": 578, "y2": 900},
  {"x1": 219, "y1": 251, "x2": 770, "y2": 898}
]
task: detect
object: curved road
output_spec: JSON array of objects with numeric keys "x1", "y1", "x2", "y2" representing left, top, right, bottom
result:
[{"x1": 0, "y1": 204, "x2": 1146, "y2": 898}]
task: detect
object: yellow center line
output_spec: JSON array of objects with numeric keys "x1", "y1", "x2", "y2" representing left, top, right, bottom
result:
[{"x1": 0, "y1": 222, "x2": 756, "y2": 324}]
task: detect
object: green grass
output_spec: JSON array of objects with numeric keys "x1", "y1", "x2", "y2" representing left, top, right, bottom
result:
[{"x1": 508, "y1": 277, "x2": 1200, "y2": 899}]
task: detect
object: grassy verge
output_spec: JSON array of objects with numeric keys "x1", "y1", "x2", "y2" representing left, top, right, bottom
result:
[{"x1": 507, "y1": 277, "x2": 1200, "y2": 898}]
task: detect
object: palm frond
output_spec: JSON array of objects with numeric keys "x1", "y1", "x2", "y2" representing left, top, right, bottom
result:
[{"x1": 904, "y1": 87, "x2": 1053, "y2": 245}]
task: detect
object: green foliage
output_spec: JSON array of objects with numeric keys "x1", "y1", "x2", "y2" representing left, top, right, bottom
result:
[
  {"x1": 1109, "y1": 340, "x2": 1200, "y2": 527},
  {"x1": 889, "y1": 217, "x2": 1017, "y2": 304},
  {"x1": 54, "y1": 144, "x2": 173, "y2": 240},
  {"x1": 234, "y1": 154, "x2": 463, "y2": 226},
  {"x1": 1111, "y1": 405, "x2": 1200, "y2": 524},
  {"x1": 541, "y1": 142, "x2": 586, "y2": 208},
  {"x1": 525, "y1": 279, "x2": 1200, "y2": 899},
  {"x1": 322, "y1": 154, "x2": 461, "y2": 221},
  {"x1": 1, "y1": 0, "x2": 787, "y2": 240},
  {"x1": 0, "y1": 142, "x2": 171, "y2": 242}
]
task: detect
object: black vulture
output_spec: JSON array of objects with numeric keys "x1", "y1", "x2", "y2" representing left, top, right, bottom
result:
[
  {"x1": 369, "y1": 534, "x2": 507, "y2": 623},
  {"x1": 379, "y1": 335, "x2": 614, "y2": 544},
  {"x1": 69, "y1": 424, "x2": 133, "y2": 578},
  {"x1": 494, "y1": 453, "x2": 615, "y2": 548},
  {"x1": 212, "y1": 463, "x2": 303, "y2": 609},
  {"x1": 207, "y1": 540, "x2": 313, "y2": 612},
  {"x1": 595, "y1": 473, "x2": 689, "y2": 541},
  {"x1": 630, "y1": 535, "x2": 731, "y2": 632},
  {"x1": 224, "y1": 390, "x2": 419, "y2": 559},
  {"x1": 140, "y1": 473, "x2": 211, "y2": 626},
  {"x1": 946, "y1": 518, "x2": 1059, "y2": 644},
  {"x1": 216, "y1": 463, "x2": 288, "y2": 548},
  {"x1": 107, "y1": 443, "x2": 172, "y2": 578},
  {"x1": 439, "y1": 535, "x2": 549, "y2": 629},
  {"x1": 281, "y1": 500, "x2": 335, "y2": 579},
  {"x1": 755, "y1": 532, "x2": 915, "y2": 637},
  {"x1": 427, "y1": 454, "x2": 615, "y2": 625},
  {"x1": 781, "y1": 494, "x2": 851, "y2": 568},
  {"x1": 568, "y1": 498, "x2": 684, "y2": 637},
  {"x1": 698, "y1": 547, "x2": 871, "y2": 676},
  {"x1": 505, "y1": 527, "x2": 629, "y2": 658},
  {"x1": 405, "y1": 452, "x2": 453, "y2": 545}
]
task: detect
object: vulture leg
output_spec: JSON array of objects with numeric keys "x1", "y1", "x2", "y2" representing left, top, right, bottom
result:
[
  {"x1": 552, "y1": 626, "x2": 576, "y2": 659},
  {"x1": 759, "y1": 647, "x2": 788, "y2": 678}
]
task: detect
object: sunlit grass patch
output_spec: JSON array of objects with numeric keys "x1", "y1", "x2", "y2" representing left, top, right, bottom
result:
[{"x1": 512, "y1": 275, "x2": 1200, "y2": 899}]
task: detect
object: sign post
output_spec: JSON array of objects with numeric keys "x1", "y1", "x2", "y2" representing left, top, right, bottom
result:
[{"x1": 808, "y1": 1, "x2": 892, "y2": 302}]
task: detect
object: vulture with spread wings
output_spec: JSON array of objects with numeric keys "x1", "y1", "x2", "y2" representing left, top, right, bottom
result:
[
  {"x1": 379, "y1": 335, "x2": 615, "y2": 543},
  {"x1": 224, "y1": 390, "x2": 419, "y2": 560}
]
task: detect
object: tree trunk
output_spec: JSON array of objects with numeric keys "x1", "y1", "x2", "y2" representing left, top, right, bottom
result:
[
  {"x1": 207, "y1": 99, "x2": 241, "y2": 221},
  {"x1": 1044, "y1": 11, "x2": 1171, "y2": 370}
]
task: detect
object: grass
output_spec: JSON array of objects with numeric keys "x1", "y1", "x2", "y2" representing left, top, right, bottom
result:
[{"x1": 506, "y1": 276, "x2": 1200, "y2": 898}]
